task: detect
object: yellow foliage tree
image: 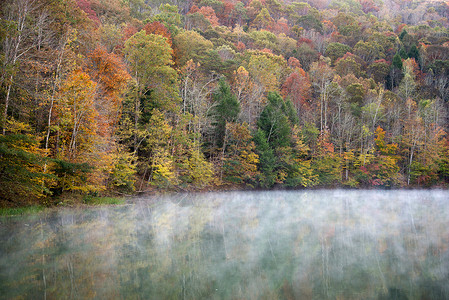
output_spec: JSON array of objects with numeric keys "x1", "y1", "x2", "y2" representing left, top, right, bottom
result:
[
  {"x1": 184, "y1": 144, "x2": 214, "y2": 187},
  {"x1": 145, "y1": 109, "x2": 176, "y2": 187},
  {"x1": 223, "y1": 122, "x2": 259, "y2": 185},
  {"x1": 53, "y1": 70, "x2": 107, "y2": 192}
]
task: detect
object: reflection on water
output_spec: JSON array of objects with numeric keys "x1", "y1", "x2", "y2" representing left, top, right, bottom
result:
[{"x1": 1, "y1": 190, "x2": 449, "y2": 299}]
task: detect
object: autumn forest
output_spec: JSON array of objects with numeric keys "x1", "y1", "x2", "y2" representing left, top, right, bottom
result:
[{"x1": 1, "y1": 0, "x2": 449, "y2": 206}]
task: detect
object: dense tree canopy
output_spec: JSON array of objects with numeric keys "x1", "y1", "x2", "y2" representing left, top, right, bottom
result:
[{"x1": 1, "y1": 0, "x2": 449, "y2": 206}]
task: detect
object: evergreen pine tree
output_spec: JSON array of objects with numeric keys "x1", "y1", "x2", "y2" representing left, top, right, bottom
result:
[
  {"x1": 253, "y1": 129, "x2": 276, "y2": 187},
  {"x1": 212, "y1": 79, "x2": 240, "y2": 148}
]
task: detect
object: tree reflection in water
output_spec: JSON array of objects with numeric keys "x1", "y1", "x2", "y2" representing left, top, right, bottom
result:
[{"x1": 1, "y1": 190, "x2": 448, "y2": 299}]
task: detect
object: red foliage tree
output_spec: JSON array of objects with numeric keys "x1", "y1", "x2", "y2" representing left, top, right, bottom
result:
[
  {"x1": 297, "y1": 37, "x2": 314, "y2": 48},
  {"x1": 198, "y1": 6, "x2": 220, "y2": 26},
  {"x1": 288, "y1": 57, "x2": 302, "y2": 69},
  {"x1": 236, "y1": 41, "x2": 246, "y2": 52},
  {"x1": 281, "y1": 68, "x2": 311, "y2": 114},
  {"x1": 143, "y1": 21, "x2": 173, "y2": 47},
  {"x1": 360, "y1": 0, "x2": 379, "y2": 14},
  {"x1": 216, "y1": 1, "x2": 235, "y2": 25},
  {"x1": 76, "y1": 0, "x2": 100, "y2": 24},
  {"x1": 273, "y1": 18, "x2": 289, "y2": 35},
  {"x1": 122, "y1": 24, "x2": 138, "y2": 42},
  {"x1": 189, "y1": 4, "x2": 200, "y2": 13}
]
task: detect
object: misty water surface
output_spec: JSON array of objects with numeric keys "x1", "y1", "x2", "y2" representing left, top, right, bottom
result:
[{"x1": 1, "y1": 190, "x2": 448, "y2": 299}]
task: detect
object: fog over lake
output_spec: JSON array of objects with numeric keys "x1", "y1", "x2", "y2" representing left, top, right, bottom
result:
[{"x1": 1, "y1": 190, "x2": 448, "y2": 299}]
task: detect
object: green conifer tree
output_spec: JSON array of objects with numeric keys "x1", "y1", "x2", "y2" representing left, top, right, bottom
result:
[{"x1": 212, "y1": 79, "x2": 240, "y2": 149}]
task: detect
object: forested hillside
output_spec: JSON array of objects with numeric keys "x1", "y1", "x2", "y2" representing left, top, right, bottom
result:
[{"x1": 1, "y1": 0, "x2": 449, "y2": 205}]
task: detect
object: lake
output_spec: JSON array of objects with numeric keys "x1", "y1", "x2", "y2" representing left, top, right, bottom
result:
[{"x1": 1, "y1": 190, "x2": 448, "y2": 299}]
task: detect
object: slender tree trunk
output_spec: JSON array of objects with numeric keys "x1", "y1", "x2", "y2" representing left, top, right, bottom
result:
[
  {"x1": 372, "y1": 88, "x2": 383, "y2": 131},
  {"x1": 320, "y1": 91, "x2": 324, "y2": 132},
  {"x1": 2, "y1": 76, "x2": 13, "y2": 134},
  {"x1": 220, "y1": 124, "x2": 229, "y2": 181},
  {"x1": 345, "y1": 160, "x2": 349, "y2": 181},
  {"x1": 407, "y1": 141, "x2": 416, "y2": 185},
  {"x1": 45, "y1": 37, "x2": 67, "y2": 151},
  {"x1": 134, "y1": 70, "x2": 140, "y2": 152},
  {"x1": 324, "y1": 83, "x2": 328, "y2": 131}
]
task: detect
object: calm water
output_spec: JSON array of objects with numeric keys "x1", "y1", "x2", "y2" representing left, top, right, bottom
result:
[{"x1": 1, "y1": 190, "x2": 448, "y2": 299}]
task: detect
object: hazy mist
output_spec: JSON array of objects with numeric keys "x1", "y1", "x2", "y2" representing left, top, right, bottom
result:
[{"x1": 1, "y1": 190, "x2": 448, "y2": 299}]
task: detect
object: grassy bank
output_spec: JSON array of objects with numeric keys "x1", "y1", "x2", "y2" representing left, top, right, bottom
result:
[
  {"x1": 0, "y1": 195, "x2": 126, "y2": 216},
  {"x1": 0, "y1": 206, "x2": 45, "y2": 216},
  {"x1": 82, "y1": 195, "x2": 126, "y2": 205}
]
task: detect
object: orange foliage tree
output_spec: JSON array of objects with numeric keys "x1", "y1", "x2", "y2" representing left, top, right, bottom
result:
[{"x1": 88, "y1": 46, "x2": 131, "y2": 128}]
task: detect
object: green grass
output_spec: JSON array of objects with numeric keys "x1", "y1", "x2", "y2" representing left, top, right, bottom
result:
[
  {"x1": 0, "y1": 206, "x2": 45, "y2": 216},
  {"x1": 0, "y1": 196, "x2": 125, "y2": 215},
  {"x1": 82, "y1": 196, "x2": 125, "y2": 205}
]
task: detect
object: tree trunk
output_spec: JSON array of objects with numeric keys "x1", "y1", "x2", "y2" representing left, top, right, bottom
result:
[
  {"x1": 45, "y1": 36, "x2": 67, "y2": 150},
  {"x1": 2, "y1": 76, "x2": 13, "y2": 134}
]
